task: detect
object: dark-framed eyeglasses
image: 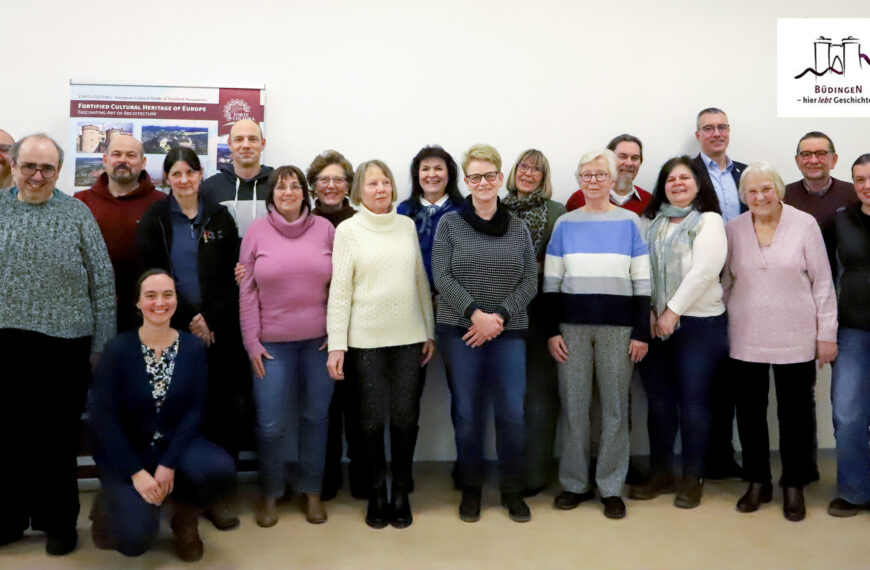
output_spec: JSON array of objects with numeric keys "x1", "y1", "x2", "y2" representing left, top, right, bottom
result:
[
  {"x1": 579, "y1": 171, "x2": 610, "y2": 182},
  {"x1": 798, "y1": 150, "x2": 830, "y2": 159},
  {"x1": 17, "y1": 162, "x2": 58, "y2": 177},
  {"x1": 466, "y1": 171, "x2": 499, "y2": 184}
]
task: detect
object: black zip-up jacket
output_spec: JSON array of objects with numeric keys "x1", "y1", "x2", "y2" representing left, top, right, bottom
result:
[
  {"x1": 834, "y1": 205, "x2": 870, "y2": 331},
  {"x1": 137, "y1": 194, "x2": 241, "y2": 337}
]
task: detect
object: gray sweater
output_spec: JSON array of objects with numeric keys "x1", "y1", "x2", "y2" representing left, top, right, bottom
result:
[{"x1": 0, "y1": 188, "x2": 115, "y2": 352}]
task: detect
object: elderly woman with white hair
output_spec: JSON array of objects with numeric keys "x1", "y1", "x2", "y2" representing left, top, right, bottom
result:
[
  {"x1": 723, "y1": 162, "x2": 837, "y2": 522},
  {"x1": 544, "y1": 149, "x2": 650, "y2": 519}
]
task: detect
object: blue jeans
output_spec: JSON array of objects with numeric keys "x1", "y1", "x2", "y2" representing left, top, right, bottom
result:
[
  {"x1": 255, "y1": 338, "x2": 335, "y2": 496},
  {"x1": 101, "y1": 437, "x2": 235, "y2": 556},
  {"x1": 439, "y1": 329, "x2": 526, "y2": 493},
  {"x1": 831, "y1": 327, "x2": 870, "y2": 503},
  {"x1": 640, "y1": 314, "x2": 727, "y2": 476}
]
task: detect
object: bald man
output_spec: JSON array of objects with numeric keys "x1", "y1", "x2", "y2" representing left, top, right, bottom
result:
[
  {"x1": 201, "y1": 119, "x2": 273, "y2": 236},
  {"x1": 75, "y1": 135, "x2": 164, "y2": 331},
  {"x1": 0, "y1": 129, "x2": 14, "y2": 190}
]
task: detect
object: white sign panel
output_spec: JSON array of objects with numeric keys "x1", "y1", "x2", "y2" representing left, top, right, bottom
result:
[{"x1": 778, "y1": 18, "x2": 870, "y2": 118}]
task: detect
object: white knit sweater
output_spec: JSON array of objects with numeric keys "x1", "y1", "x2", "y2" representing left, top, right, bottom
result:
[{"x1": 327, "y1": 205, "x2": 434, "y2": 351}]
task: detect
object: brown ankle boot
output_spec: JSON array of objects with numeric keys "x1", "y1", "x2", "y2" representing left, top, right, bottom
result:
[
  {"x1": 302, "y1": 493, "x2": 327, "y2": 524},
  {"x1": 171, "y1": 503, "x2": 204, "y2": 562}
]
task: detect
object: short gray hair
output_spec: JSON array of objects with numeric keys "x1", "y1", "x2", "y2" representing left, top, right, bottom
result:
[
  {"x1": 575, "y1": 149, "x2": 617, "y2": 184},
  {"x1": 738, "y1": 162, "x2": 785, "y2": 202},
  {"x1": 696, "y1": 107, "x2": 727, "y2": 130},
  {"x1": 10, "y1": 133, "x2": 65, "y2": 168}
]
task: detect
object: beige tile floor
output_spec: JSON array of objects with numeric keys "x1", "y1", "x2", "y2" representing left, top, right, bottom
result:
[{"x1": 3, "y1": 454, "x2": 869, "y2": 570}]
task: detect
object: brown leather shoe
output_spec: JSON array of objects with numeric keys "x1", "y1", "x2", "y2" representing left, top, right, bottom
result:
[
  {"x1": 171, "y1": 503, "x2": 204, "y2": 562},
  {"x1": 674, "y1": 476, "x2": 703, "y2": 509},
  {"x1": 629, "y1": 471, "x2": 675, "y2": 500},
  {"x1": 204, "y1": 499, "x2": 240, "y2": 530},
  {"x1": 255, "y1": 496, "x2": 278, "y2": 528},
  {"x1": 302, "y1": 493, "x2": 328, "y2": 524},
  {"x1": 736, "y1": 482, "x2": 773, "y2": 513},
  {"x1": 783, "y1": 486, "x2": 806, "y2": 522}
]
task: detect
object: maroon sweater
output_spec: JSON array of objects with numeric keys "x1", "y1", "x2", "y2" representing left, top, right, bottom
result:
[
  {"x1": 75, "y1": 172, "x2": 166, "y2": 330},
  {"x1": 565, "y1": 185, "x2": 652, "y2": 214}
]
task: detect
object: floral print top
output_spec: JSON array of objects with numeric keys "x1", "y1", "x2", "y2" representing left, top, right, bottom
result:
[{"x1": 141, "y1": 334, "x2": 180, "y2": 445}]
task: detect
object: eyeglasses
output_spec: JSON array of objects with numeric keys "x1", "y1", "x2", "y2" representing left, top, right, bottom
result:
[
  {"x1": 315, "y1": 176, "x2": 347, "y2": 187},
  {"x1": 517, "y1": 163, "x2": 542, "y2": 175},
  {"x1": 466, "y1": 171, "x2": 499, "y2": 184},
  {"x1": 700, "y1": 124, "x2": 730, "y2": 134},
  {"x1": 276, "y1": 183, "x2": 304, "y2": 192},
  {"x1": 798, "y1": 150, "x2": 831, "y2": 159},
  {"x1": 0, "y1": 144, "x2": 11, "y2": 154},
  {"x1": 17, "y1": 162, "x2": 58, "y2": 177},
  {"x1": 579, "y1": 171, "x2": 610, "y2": 182}
]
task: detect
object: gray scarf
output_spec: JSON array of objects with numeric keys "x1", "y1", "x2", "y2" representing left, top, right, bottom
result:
[{"x1": 646, "y1": 204, "x2": 704, "y2": 320}]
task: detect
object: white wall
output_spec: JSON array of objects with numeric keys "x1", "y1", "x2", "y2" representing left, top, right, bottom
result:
[{"x1": 5, "y1": 0, "x2": 866, "y2": 458}]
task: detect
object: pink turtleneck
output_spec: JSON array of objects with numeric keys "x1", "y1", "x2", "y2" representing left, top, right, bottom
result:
[{"x1": 239, "y1": 208, "x2": 335, "y2": 358}]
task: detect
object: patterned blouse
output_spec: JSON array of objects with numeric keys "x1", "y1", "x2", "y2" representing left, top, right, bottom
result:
[{"x1": 141, "y1": 334, "x2": 180, "y2": 444}]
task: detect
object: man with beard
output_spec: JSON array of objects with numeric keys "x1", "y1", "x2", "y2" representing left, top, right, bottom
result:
[
  {"x1": 0, "y1": 129, "x2": 14, "y2": 190},
  {"x1": 201, "y1": 119, "x2": 272, "y2": 237},
  {"x1": 565, "y1": 134, "x2": 652, "y2": 213},
  {"x1": 75, "y1": 135, "x2": 164, "y2": 331}
]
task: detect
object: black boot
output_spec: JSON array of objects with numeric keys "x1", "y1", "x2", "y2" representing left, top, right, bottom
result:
[
  {"x1": 362, "y1": 428, "x2": 389, "y2": 529},
  {"x1": 389, "y1": 425, "x2": 418, "y2": 529}
]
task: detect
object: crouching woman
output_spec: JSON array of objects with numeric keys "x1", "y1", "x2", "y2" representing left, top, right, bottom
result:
[{"x1": 89, "y1": 269, "x2": 235, "y2": 562}]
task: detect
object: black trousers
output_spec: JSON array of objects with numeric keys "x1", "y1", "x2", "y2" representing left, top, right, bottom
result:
[
  {"x1": 733, "y1": 359, "x2": 818, "y2": 487},
  {"x1": 0, "y1": 329, "x2": 91, "y2": 538},
  {"x1": 345, "y1": 344, "x2": 424, "y2": 490},
  {"x1": 706, "y1": 356, "x2": 739, "y2": 472}
]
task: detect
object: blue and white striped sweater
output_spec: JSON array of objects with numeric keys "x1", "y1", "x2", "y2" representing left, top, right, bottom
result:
[{"x1": 543, "y1": 208, "x2": 651, "y2": 339}]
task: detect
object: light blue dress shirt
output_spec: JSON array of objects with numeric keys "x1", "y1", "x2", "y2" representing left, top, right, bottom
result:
[{"x1": 700, "y1": 152, "x2": 741, "y2": 223}]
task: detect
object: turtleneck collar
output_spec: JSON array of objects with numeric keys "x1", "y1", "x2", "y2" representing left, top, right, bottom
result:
[
  {"x1": 355, "y1": 202, "x2": 399, "y2": 232},
  {"x1": 458, "y1": 195, "x2": 511, "y2": 236},
  {"x1": 267, "y1": 207, "x2": 314, "y2": 238}
]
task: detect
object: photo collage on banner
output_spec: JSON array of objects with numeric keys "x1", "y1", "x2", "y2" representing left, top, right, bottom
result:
[{"x1": 66, "y1": 82, "x2": 265, "y2": 194}]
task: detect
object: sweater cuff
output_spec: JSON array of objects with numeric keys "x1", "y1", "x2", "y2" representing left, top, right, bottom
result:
[
  {"x1": 243, "y1": 339, "x2": 266, "y2": 361},
  {"x1": 463, "y1": 302, "x2": 480, "y2": 319},
  {"x1": 496, "y1": 306, "x2": 512, "y2": 326}
]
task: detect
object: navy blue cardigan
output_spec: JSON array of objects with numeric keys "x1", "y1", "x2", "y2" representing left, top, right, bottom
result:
[{"x1": 89, "y1": 330, "x2": 208, "y2": 480}]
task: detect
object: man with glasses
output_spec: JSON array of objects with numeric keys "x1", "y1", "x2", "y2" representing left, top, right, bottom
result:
[
  {"x1": 75, "y1": 135, "x2": 164, "y2": 332},
  {"x1": 566, "y1": 134, "x2": 651, "y2": 214},
  {"x1": 785, "y1": 131, "x2": 858, "y2": 267},
  {"x1": 0, "y1": 133, "x2": 114, "y2": 556},
  {"x1": 691, "y1": 108, "x2": 747, "y2": 483},
  {"x1": 0, "y1": 129, "x2": 14, "y2": 190},
  {"x1": 201, "y1": 119, "x2": 272, "y2": 237},
  {"x1": 691, "y1": 107, "x2": 746, "y2": 223}
]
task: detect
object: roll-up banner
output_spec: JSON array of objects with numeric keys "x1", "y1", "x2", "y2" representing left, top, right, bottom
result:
[{"x1": 66, "y1": 81, "x2": 265, "y2": 193}]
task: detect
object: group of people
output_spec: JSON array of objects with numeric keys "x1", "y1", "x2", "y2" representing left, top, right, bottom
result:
[{"x1": 0, "y1": 105, "x2": 868, "y2": 561}]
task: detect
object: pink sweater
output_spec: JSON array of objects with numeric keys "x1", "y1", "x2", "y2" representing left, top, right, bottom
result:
[
  {"x1": 239, "y1": 209, "x2": 335, "y2": 358},
  {"x1": 722, "y1": 204, "x2": 837, "y2": 364}
]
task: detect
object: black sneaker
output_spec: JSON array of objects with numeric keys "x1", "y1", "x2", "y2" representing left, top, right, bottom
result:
[
  {"x1": 459, "y1": 487, "x2": 482, "y2": 522},
  {"x1": 501, "y1": 492, "x2": 531, "y2": 523},
  {"x1": 46, "y1": 529, "x2": 78, "y2": 556},
  {"x1": 601, "y1": 496, "x2": 626, "y2": 519},
  {"x1": 553, "y1": 490, "x2": 595, "y2": 510}
]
